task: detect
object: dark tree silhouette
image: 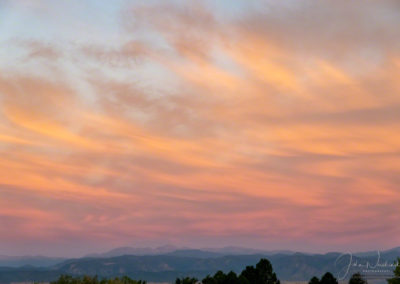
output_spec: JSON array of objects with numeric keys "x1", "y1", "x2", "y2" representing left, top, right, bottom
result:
[
  {"x1": 240, "y1": 258, "x2": 280, "y2": 284},
  {"x1": 241, "y1": 265, "x2": 257, "y2": 283},
  {"x1": 320, "y1": 272, "x2": 338, "y2": 284},
  {"x1": 255, "y1": 258, "x2": 280, "y2": 284},
  {"x1": 237, "y1": 275, "x2": 251, "y2": 284},
  {"x1": 309, "y1": 276, "x2": 320, "y2": 284},
  {"x1": 226, "y1": 271, "x2": 239, "y2": 284},
  {"x1": 202, "y1": 258, "x2": 279, "y2": 284},
  {"x1": 349, "y1": 273, "x2": 367, "y2": 284},
  {"x1": 175, "y1": 277, "x2": 198, "y2": 284},
  {"x1": 202, "y1": 275, "x2": 216, "y2": 284},
  {"x1": 213, "y1": 271, "x2": 228, "y2": 283},
  {"x1": 388, "y1": 258, "x2": 400, "y2": 284}
]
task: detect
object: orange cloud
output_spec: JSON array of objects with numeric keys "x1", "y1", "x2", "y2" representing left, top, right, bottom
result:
[{"x1": 1, "y1": 0, "x2": 400, "y2": 255}]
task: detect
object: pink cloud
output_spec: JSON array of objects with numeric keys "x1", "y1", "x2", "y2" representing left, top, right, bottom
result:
[{"x1": 0, "y1": 0, "x2": 399, "y2": 256}]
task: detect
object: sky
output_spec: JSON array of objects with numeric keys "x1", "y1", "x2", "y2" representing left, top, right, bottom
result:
[{"x1": 0, "y1": 0, "x2": 400, "y2": 257}]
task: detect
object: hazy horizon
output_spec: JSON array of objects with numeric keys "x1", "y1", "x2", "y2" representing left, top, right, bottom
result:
[
  {"x1": 2, "y1": 243, "x2": 399, "y2": 259},
  {"x1": 1, "y1": 0, "x2": 400, "y2": 258}
]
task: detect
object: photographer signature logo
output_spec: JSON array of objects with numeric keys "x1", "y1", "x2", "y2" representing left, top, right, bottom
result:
[{"x1": 335, "y1": 251, "x2": 399, "y2": 280}]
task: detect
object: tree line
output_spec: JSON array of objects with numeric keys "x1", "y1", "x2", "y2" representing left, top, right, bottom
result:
[
  {"x1": 177, "y1": 258, "x2": 279, "y2": 284},
  {"x1": 175, "y1": 257, "x2": 400, "y2": 284}
]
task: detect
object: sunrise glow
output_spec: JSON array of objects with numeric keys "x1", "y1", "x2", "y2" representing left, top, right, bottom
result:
[{"x1": 1, "y1": 0, "x2": 399, "y2": 257}]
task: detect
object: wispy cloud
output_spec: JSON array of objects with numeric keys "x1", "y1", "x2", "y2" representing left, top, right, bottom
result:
[{"x1": 0, "y1": 0, "x2": 399, "y2": 256}]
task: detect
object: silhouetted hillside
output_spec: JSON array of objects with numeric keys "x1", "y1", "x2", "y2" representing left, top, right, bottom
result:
[{"x1": 0, "y1": 248, "x2": 398, "y2": 283}]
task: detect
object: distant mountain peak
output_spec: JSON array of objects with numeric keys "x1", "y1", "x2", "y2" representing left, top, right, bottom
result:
[{"x1": 85, "y1": 245, "x2": 182, "y2": 258}]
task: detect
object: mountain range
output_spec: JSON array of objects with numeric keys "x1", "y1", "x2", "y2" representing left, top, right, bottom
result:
[
  {"x1": 85, "y1": 246, "x2": 295, "y2": 259},
  {"x1": 0, "y1": 246, "x2": 398, "y2": 283}
]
